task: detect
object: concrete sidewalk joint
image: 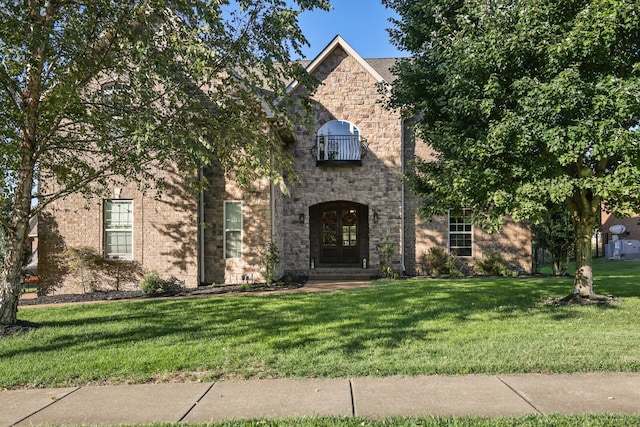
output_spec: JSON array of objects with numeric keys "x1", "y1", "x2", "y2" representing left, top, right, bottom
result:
[
  {"x1": 497, "y1": 375, "x2": 544, "y2": 415},
  {"x1": 177, "y1": 382, "x2": 216, "y2": 423}
]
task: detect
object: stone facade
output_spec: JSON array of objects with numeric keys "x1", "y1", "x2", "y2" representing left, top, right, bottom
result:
[
  {"x1": 39, "y1": 35, "x2": 533, "y2": 293},
  {"x1": 282, "y1": 44, "x2": 405, "y2": 274}
]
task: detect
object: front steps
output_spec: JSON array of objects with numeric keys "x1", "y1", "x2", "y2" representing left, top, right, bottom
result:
[{"x1": 304, "y1": 267, "x2": 379, "y2": 282}]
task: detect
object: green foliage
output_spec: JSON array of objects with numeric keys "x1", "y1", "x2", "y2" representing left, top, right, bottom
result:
[
  {"x1": 476, "y1": 252, "x2": 515, "y2": 277},
  {"x1": 159, "y1": 276, "x2": 186, "y2": 294},
  {"x1": 0, "y1": 0, "x2": 331, "y2": 324},
  {"x1": 260, "y1": 240, "x2": 281, "y2": 284},
  {"x1": 140, "y1": 271, "x2": 185, "y2": 294},
  {"x1": 385, "y1": 0, "x2": 640, "y2": 294},
  {"x1": 139, "y1": 271, "x2": 163, "y2": 294},
  {"x1": 532, "y1": 209, "x2": 576, "y2": 275},
  {"x1": 378, "y1": 235, "x2": 397, "y2": 278},
  {"x1": 60, "y1": 246, "x2": 143, "y2": 294},
  {"x1": 425, "y1": 247, "x2": 463, "y2": 277}
]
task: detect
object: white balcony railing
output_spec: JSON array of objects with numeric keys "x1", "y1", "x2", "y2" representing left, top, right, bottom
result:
[{"x1": 314, "y1": 135, "x2": 368, "y2": 164}]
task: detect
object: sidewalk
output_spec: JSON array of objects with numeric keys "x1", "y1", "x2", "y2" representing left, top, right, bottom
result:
[{"x1": 3, "y1": 373, "x2": 640, "y2": 426}]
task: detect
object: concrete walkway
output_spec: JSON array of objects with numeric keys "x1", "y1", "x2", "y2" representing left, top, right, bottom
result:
[{"x1": 3, "y1": 373, "x2": 640, "y2": 426}]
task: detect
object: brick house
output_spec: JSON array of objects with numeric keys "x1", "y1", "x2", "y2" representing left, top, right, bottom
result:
[{"x1": 39, "y1": 35, "x2": 531, "y2": 291}]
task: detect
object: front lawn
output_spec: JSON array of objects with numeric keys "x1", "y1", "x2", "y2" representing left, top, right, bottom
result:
[{"x1": 1, "y1": 259, "x2": 639, "y2": 389}]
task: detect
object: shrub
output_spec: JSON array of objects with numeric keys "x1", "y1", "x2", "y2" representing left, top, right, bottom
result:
[
  {"x1": 425, "y1": 247, "x2": 463, "y2": 277},
  {"x1": 139, "y1": 270, "x2": 163, "y2": 294},
  {"x1": 61, "y1": 246, "x2": 143, "y2": 293},
  {"x1": 476, "y1": 252, "x2": 515, "y2": 277},
  {"x1": 160, "y1": 276, "x2": 185, "y2": 293},
  {"x1": 260, "y1": 240, "x2": 281, "y2": 284},
  {"x1": 378, "y1": 234, "x2": 397, "y2": 278},
  {"x1": 140, "y1": 272, "x2": 185, "y2": 294}
]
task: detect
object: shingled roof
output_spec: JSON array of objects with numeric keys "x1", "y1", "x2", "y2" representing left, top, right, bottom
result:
[{"x1": 364, "y1": 58, "x2": 398, "y2": 83}]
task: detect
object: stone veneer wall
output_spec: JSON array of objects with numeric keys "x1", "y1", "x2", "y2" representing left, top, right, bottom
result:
[
  {"x1": 39, "y1": 162, "x2": 199, "y2": 293},
  {"x1": 283, "y1": 46, "x2": 404, "y2": 273}
]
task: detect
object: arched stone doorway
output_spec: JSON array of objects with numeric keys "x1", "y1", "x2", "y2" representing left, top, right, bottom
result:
[{"x1": 309, "y1": 201, "x2": 369, "y2": 266}]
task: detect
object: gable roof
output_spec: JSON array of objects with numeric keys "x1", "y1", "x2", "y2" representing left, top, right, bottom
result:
[{"x1": 288, "y1": 35, "x2": 399, "y2": 93}]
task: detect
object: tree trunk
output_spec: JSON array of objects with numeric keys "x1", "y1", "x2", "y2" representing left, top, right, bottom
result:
[
  {"x1": 572, "y1": 217, "x2": 595, "y2": 297},
  {"x1": 0, "y1": 139, "x2": 36, "y2": 325},
  {"x1": 552, "y1": 257, "x2": 568, "y2": 276},
  {"x1": 0, "y1": 227, "x2": 29, "y2": 325}
]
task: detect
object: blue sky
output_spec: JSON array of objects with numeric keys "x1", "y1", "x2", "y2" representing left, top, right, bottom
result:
[{"x1": 294, "y1": 0, "x2": 404, "y2": 60}]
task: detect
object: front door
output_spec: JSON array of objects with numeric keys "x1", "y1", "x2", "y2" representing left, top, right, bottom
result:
[{"x1": 320, "y1": 202, "x2": 360, "y2": 264}]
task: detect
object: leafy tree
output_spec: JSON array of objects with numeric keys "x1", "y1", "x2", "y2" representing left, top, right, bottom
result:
[
  {"x1": 532, "y1": 208, "x2": 575, "y2": 276},
  {"x1": 384, "y1": 0, "x2": 640, "y2": 299},
  {"x1": 0, "y1": 0, "x2": 330, "y2": 325}
]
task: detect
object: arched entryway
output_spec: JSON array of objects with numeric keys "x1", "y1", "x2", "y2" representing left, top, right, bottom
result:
[{"x1": 309, "y1": 201, "x2": 369, "y2": 266}]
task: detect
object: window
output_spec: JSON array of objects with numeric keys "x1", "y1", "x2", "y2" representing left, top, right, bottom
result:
[
  {"x1": 104, "y1": 200, "x2": 133, "y2": 260},
  {"x1": 449, "y1": 209, "x2": 472, "y2": 257},
  {"x1": 314, "y1": 120, "x2": 367, "y2": 164},
  {"x1": 101, "y1": 81, "x2": 124, "y2": 117},
  {"x1": 224, "y1": 201, "x2": 242, "y2": 259}
]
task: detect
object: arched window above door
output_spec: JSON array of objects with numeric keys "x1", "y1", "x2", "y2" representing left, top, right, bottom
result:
[{"x1": 313, "y1": 120, "x2": 368, "y2": 165}]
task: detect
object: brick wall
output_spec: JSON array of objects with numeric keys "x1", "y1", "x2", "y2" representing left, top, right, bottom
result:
[
  {"x1": 407, "y1": 134, "x2": 533, "y2": 274},
  {"x1": 601, "y1": 212, "x2": 640, "y2": 245},
  {"x1": 39, "y1": 162, "x2": 199, "y2": 293},
  {"x1": 201, "y1": 165, "x2": 272, "y2": 285}
]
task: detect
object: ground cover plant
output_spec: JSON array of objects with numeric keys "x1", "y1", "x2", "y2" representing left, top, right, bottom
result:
[{"x1": 1, "y1": 260, "x2": 639, "y2": 389}]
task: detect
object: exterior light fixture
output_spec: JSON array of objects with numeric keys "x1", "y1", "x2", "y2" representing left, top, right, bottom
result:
[
  {"x1": 362, "y1": 257, "x2": 368, "y2": 269},
  {"x1": 373, "y1": 211, "x2": 379, "y2": 224},
  {"x1": 299, "y1": 213, "x2": 305, "y2": 224}
]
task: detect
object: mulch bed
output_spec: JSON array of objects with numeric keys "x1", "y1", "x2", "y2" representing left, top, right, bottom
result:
[{"x1": 2, "y1": 281, "x2": 305, "y2": 338}]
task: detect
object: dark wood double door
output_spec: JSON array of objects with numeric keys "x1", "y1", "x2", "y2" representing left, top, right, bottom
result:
[{"x1": 310, "y1": 201, "x2": 368, "y2": 266}]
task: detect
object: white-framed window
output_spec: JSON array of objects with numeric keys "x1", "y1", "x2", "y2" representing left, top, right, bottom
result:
[
  {"x1": 104, "y1": 199, "x2": 133, "y2": 260},
  {"x1": 224, "y1": 201, "x2": 242, "y2": 259},
  {"x1": 449, "y1": 209, "x2": 473, "y2": 257}
]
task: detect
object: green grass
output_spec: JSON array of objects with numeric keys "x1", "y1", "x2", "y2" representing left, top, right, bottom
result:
[
  {"x1": 2, "y1": 259, "x2": 640, "y2": 389},
  {"x1": 132, "y1": 414, "x2": 640, "y2": 426}
]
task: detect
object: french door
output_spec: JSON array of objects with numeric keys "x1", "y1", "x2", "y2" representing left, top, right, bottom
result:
[{"x1": 319, "y1": 202, "x2": 360, "y2": 264}]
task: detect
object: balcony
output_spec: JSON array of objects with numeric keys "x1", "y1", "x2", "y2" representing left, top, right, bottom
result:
[{"x1": 312, "y1": 134, "x2": 368, "y2": 165}]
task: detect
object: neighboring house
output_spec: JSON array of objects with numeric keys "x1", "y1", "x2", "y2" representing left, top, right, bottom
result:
[
  {"x1": 601, "y1": 211, "x2": 640, "y2": 260},
  {"x1": 601, "y1": 211, "x2": 640, "y2": 242},
  {"x1": 39, "y1": 35, "x2": 531, "y2": 291}
]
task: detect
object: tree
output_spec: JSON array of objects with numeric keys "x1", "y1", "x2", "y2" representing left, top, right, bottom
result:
[
  {"x1": 384, "y1": 0, "x2": 640, "y2": 299},
  {"x1": 0, "y1": 0, "x2": 330, "y2": 325},
  {"x1": 532, "y1": 208, "x2": 575, "y2": 276}
]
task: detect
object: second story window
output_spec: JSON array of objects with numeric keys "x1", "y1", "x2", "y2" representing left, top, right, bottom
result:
[
  {"x1": 313, "y1": 120, "x2": 367, "y2": 165},
  {"x1": 101, "y1": 81, "x2": 124, "y2": 118}
]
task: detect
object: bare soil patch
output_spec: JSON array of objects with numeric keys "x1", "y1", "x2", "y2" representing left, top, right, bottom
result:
[{"x1": 546, "y1": 293, "x2": 619, "y2": 306}]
